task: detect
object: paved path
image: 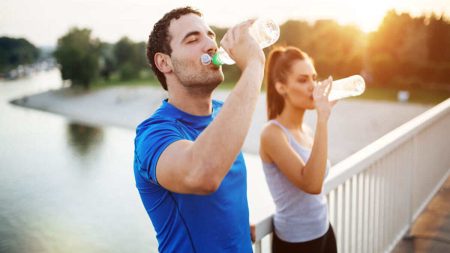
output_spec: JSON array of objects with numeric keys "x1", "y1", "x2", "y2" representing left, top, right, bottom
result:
[{"x1": 392, "y1": 175, "x2": 450, "y2": 253}]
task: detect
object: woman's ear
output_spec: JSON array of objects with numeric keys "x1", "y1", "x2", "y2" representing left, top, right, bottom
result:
[
  {"x1": 154, "y1": 53, "x2": 173, "y2": 74},
  {"x1": 275, "y1": 81, "x2": 287, "y2": 97}
]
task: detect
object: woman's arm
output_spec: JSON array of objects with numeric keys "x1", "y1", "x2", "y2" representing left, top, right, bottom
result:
[{"x1": 260, "y1": 78, "x2": 336, "y2": 194}]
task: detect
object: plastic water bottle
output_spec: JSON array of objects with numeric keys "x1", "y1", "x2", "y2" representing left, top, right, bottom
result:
[
  {"x1": 200, "y1": 18, "x2": 280, "y2": 66},
  {"x1": 328, "y1": 75, "x2": 366, "y2": 101}
]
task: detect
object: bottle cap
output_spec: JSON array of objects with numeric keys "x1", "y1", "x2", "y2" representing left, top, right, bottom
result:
[
  {"x1": 212, "y1": 53, "x2": 223, "y2": 66},
  {"x1": 200, "y1": 54, "x2": 212, "y2": 65}
]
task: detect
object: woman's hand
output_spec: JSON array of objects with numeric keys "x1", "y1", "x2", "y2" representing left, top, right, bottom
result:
[{"x1": 313, "y1": 76, "x2": 337, "y2": 120}]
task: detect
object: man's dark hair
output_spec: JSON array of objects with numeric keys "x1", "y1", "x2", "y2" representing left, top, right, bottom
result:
[{"x1": 147, "y1": 6, "x2": 202, "y2": 90}]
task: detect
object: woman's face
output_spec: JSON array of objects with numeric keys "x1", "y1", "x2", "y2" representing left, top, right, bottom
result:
[{"x1": 280, "y1": 59, "x2": 317, "y2": 110}]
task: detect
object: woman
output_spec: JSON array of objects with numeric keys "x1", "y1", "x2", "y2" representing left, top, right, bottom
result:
[{"x1": 259, "y1": 46, "x2": 337, "y2": 252}]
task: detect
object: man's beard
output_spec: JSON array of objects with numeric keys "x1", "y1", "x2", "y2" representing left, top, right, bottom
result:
[{"x1": 172, "y1": 57, "x2": 224, "y2": 96}]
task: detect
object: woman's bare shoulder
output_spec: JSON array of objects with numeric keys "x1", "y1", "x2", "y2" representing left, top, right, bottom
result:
[{"x1": 260, "y1": 121, "x2": 286, "y2": 142}]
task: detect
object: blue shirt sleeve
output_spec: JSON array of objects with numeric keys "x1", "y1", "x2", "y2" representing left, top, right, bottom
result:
[{"x1": 134, "y1": 121, "x2": 183, "y2": 185}]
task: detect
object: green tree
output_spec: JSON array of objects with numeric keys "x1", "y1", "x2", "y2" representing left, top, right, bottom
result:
[
  {"x1": 366, "y1": 11, "x2": 419, "y2": 86},
  {"x1": 428, "y1": 14, "x2": 450, "y2": 63},
  {"x1": 367, "y1": 10, "x2": 450, "y2": 89},
  {"x1": 277, "y1": 20, "x2": 312, "y2": 50},
  {"x1": 427, "y1": 14, "x2": 450, "y2": 86},
  {"x1": 309, "y1": 20, "x2": 365, "y2": 78},
  {"x1": 275, "y1": 19, "x2": 365, "y2": 80},
  {"x1": 0, "y1": 37, "x2": 39, "y2": 73},
  {"x1": 99, "y1": 42, "x2": 117, "y2": 81},
  {"x1": 113, "y1": 37, "x2": 147, "y2": 80},
  {"x1": 211, "y1": 20, "x2": 366, "y2": 84},
  {"x1": 54, "y1": 27, "x2": 101, "y2": 89}
]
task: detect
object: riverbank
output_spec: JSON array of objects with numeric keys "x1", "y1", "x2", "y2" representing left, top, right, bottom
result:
[{"x1": 11, "y1": 85, "x2": 432, "y2": 164}]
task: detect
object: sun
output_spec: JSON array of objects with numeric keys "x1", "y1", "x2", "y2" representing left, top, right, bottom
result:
[{"x1": 337, "y1": 0, "x2": 392, "y2": 32}]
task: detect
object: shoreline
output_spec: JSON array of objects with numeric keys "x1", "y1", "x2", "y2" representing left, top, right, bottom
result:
[{"x1": 11, "y1": 86, "x2": 431, "y2": 164}]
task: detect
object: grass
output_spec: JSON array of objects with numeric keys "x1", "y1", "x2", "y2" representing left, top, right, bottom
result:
[
  {"x1": 353, "y1": 86, "x2": 450, "y2": 105},
  {"x1": 91, "y1": 75, "x2": 236, "y2": 91},
  {"x1": 90, "y1": 76, "x2": 449, "y2": 105},
  {"x1": 215, "y1": 82, "x2": 449, "y2": 105},
  {"x1": 91, "y1": 77, "x2": 158, "y2": 90}
]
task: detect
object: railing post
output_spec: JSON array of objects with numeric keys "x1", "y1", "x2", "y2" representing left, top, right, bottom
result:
[
  {"x1": 254, "y1": 241, "x2": 262, "y2": 253},
  {"x1": 404, "y1": 135, "x2": 417, "y2": 239}
]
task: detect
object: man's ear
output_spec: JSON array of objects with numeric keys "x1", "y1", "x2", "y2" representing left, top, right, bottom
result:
[{"x1": 154, "y1": 53, "x2": 173, "y2": 74}]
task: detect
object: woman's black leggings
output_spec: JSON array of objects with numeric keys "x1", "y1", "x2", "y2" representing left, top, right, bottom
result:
[{"x1": 272, "y1": 224, "x2": 337, "y2": 253}]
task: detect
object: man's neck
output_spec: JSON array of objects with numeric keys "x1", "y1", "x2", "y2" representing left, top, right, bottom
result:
[{"x1": 167, "y1": 86, "x2": 213, "y2": 116}]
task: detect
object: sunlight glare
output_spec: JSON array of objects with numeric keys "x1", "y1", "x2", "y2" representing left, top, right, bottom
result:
[{"x1": 337, "y1": 0, "x2": 392, "y2": 32}]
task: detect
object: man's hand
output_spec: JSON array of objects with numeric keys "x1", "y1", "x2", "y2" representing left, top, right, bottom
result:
[{"x1": 220, "y1": 19, "x2": 265, "y2": 70}]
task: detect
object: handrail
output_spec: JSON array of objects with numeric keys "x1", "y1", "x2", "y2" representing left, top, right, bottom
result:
[{"x1": 324, "y1": 98, "x2": 450, "y2": 193}]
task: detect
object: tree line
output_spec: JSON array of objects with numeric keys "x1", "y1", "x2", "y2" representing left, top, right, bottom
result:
[
  {"x1": 366, "y1": 11, "x2": 450, "y2": 90},
  {"x1": 212, "y1": 11, "x2": 450, "y2": 91},
  {"x1": 0, "y1": 37, "x2": 39, "y2": 75},
  {"x1": 3, "y1": 10, "x2": 448, "y2": 91},
  {"x1": 53, "y1": 28, "x2": 147, "y2": 89}
]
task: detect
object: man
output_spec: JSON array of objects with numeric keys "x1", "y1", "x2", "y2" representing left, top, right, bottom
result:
[{"x1": 134, "y1": 6, "x2": 264, "y2": 253}]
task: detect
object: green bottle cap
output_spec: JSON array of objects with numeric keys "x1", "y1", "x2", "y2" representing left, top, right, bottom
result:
[{"x1": 212, "y1": 53, "x2": 223, "y2": 66}]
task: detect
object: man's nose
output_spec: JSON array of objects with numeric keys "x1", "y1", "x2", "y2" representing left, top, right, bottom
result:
[{"x1": 204, "y1": 36, "x2": 218, "y2": 55}]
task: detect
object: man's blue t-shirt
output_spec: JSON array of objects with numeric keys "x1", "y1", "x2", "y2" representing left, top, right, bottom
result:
[{"x1": 134, "y1": 99, "x2": 252, "y2": 253}]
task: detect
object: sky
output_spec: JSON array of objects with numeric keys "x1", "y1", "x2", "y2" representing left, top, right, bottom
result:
[{"x1": 1, "y1": 0, "x2": 449, "y2": 47}]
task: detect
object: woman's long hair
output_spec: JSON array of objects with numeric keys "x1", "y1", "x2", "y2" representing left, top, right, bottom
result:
[{"x1": 265, "y1": 46, "x2": 310, "y2": 120}]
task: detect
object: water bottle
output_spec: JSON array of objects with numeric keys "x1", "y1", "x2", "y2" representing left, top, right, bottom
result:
[
  {"x1": 328, "y1": 75, "x2": 366, "y2": 101},
  {"x1": 200, "y1": 18, "x2": 280, "y2": 66}
]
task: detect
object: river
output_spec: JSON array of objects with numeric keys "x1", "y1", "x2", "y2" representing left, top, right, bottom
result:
[{"x1": 0, "y1": 70, "x2": 158, "y2": 253}]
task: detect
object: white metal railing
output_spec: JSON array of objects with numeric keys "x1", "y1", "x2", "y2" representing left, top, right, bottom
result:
[{"x1": 253, "y1": 98, "x2": 450, "y2": 253}]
